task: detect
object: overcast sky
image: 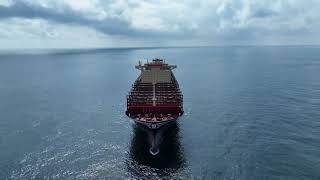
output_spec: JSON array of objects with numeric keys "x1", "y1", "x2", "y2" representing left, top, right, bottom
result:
[{"x1": 0, "y1": 0, "x2": 319, "y2": 49}]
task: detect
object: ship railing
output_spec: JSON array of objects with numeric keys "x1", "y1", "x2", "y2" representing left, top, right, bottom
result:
[
  {"x1": 157, "y1": 97, "x2": 183, "y2": 101},
  {"x1": 129, "y1": 93, "x2": 153, "y2": 96},
  {"x1": 129, "y1": 94, "x2": 153, "y2": 97},
  {"x1": 133, "y1": 84, "x2": 153, "y2": 87},
  {"x1": 157, "y1": 86, "x2": 180, "y2": 88},
  {"x1": 156, "y1": 98, "x2": 183, "y2": 102},
  {"x1": 130, "y1": 88, "x2": 154, "y2": 91},
  {"x1": 155, "y1": 96, "x2": 182, "y2": 99},
  {"x1": 155, "y1": 91, "x2": 182, "y2": 93},
  {"x1": 155, "y1": 84, "x2": 179, "y2": 86},
  {"x1": 130, "y1": 90, "x2": 153, "y2": 94},
  {"x1": 127, "y1": 95, "x2": 153, "y2": 98},
  {"x1": 155, "y1": 91, "x2": 181, "y2": 93},
  {"x1": 134, "y1": 82, "x2": 152, "y2": 84},
  {"x1": 127, "y1": 94, "x2": 153, "y2": 98},
  {"x1": 155, "y1": 85, "x2": 178, "y2": 87},
  {"x1": 127, "y1": 97, "x2": 154, "y2": 101},
  {"x1": 155, "y1": 83, "x2": 177, "y2": 86},
  {"x1": 156, "y1": 99, "x2": 182, "y2": 102},
  {"x1": 132, "y1": 85, "x2": 153, "y2": 88},
  {"x1": 127, "y1": 103, "x2": 154, "y2": 106},
  {"x1": 132, "y1": 88, "x2": 154, "y2": 90},
  {"x1": 156, "y1": 90, "x2": 180, "y2": 92},
  {"x1": 156, "y1": 89, "x2": 181, "y2": 93},
  {"x1": 155, "y1": 95, "x2": 182, "y2": 97},
  {"x1": 155, "y1": 88, "x2": 180, "y2": 90},
  {"x1": 156, "y1": 94, "x2": 183, "y2": 99},
  {"x1": 155, "y1": 103, "x2": 182, "y2": 106},
  {"x1": 132, "y1": 88, "x2": 153, "y2": 90},
  {"x1": 155, "y1": 82, "x2": 178, "y2": 84},
  {"x1": 156, "y1": 103, "x2": 182, "y2": 106},
  {"x1": 127, "y1": 104, "x2": 154, "y2": 107},
  {"x1": 156, "y1": 95, "x2": 182, "y2": 98},
  {"x1": 130, "y1": 93, "x2": 153, "y2": 95},
  {"x1": 130, "y1": 92, "x2": 153, "y2": 95},
  {"x1": 127, "y1": 101, "x2": 182, "y2": 104},
  {"x1": 156, "y1": 88, "x2": 178, "y2": 90},
  {"x1": 132, "y1": 86, "x2": 153, "y2": 88},
  {"x1": 127, "y1": 100, "x2": 154, "y2": 102},
  {"x1": 155, "y1": 91, "x2": 181, "y2": 94},
  {"x1": 127, "y1": 100, "x2": 154, "y2": 103},
  {"x1": 127, "y1": 97, "x2": 153, "y2": 100},
  {"x1": 156, "y1": 102, "x2": 182, "y2": 105},
  {"x1": 155, "y1": 84, "x2": 178, "y2": 86},
  {"x1": 127, "y1": 98, "x2": 183, "y2": 104},
  {"x1": 155, "y1": 95, "x2": 183, "y2": 97},
  {"x1": 155, "y1": 94, "x2": 182, "y2": 97},
  {"x1": 132, "y1": 88, "x2": 153, "y2": 91},
  {"x1": 133, "y1": 83, "x2": 153, "y2": 86},
  {"x1": 155, "y1": 89, "x2": 181, "y2": 92},
  {"x1": 156, "y1": 88, "x2": 179, "y2": 91},
  {"x1": 131, "y1": 89, "x2": 153, "y2": 92}
]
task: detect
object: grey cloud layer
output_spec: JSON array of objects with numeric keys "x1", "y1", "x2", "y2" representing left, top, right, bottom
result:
[
  {"x1": 0, "y1": 0, "x2": 197, "y2": 38},
  {"x1": 0, "y1": 0, "x2": 139, "y2": 36},
  {"x1": 0, "y1": 0, "x2": 320, "y2": 45}
]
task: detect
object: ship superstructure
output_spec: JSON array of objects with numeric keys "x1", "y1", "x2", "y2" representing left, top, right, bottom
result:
[{"x1": 126, "y1": 59, "x2": 183, "y2": 129}]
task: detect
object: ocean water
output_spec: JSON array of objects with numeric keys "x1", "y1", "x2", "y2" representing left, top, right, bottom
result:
[{"x1": 0, "y1": 46, "x2": 320, "y2": 179}]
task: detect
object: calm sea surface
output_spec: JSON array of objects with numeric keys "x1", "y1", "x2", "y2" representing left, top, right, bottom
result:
[{"x1": 0, "y1": 46, "x2": 320, "y2": 179}]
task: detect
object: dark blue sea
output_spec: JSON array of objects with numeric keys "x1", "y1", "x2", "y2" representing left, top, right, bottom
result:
[{"x1": 0, "y1": 46, "x2": 320, "y2": 179}]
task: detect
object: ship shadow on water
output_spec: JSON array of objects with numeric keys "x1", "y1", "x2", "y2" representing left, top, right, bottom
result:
[{"x1": 127, "y1": 122, "x2": 185, "y2": 171}]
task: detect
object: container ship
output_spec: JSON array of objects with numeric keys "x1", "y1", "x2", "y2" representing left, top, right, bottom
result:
[{"x1": 126, "y1": 59, "x2": 183, "y2": 129}]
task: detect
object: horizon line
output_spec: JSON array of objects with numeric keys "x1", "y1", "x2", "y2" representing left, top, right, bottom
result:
[{"x1": 0, "y1": 44, "x2": 319, "y2": 53}]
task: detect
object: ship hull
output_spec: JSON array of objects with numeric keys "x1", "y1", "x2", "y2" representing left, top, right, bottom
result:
[{"x1": 126, "y1": 59, "x2": 183, "y2": 154}]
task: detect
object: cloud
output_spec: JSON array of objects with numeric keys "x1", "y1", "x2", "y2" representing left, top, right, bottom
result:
[
  {"x1": 0, "y1": 0, "x2": 135, "y2": 35},
  {"x1": 0, "y1": 0, "x2": 199, "y2": 38},
  {"x1": 0, "y1": 0, "x2": 320, "y2": 48}
]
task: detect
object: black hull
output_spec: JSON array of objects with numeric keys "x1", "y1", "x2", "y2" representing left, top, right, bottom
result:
[
  {"x1": 133, "y1": 121, "x2": 180, "y2": 155},
  {"x1": 128, "y1": 122, "x2": 185, "y2": 168}
]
